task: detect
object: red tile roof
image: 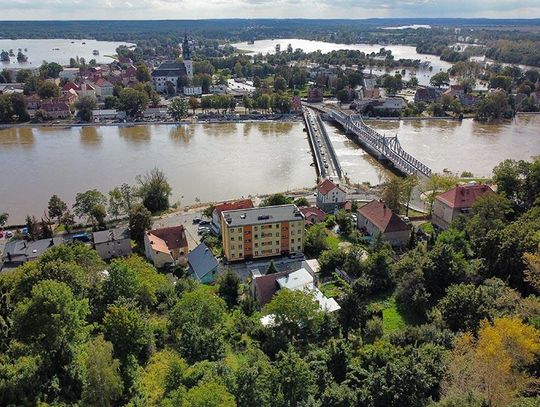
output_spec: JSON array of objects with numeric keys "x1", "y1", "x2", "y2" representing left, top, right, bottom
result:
[
  {"x1": 317, "y1": 179, "x2": 345, "y2": 195},
  {"x1": 146, "y1": 225, "x2": 188, "y2": 252},
  {"x1": 358, "y1": 200, "x2": 409, "y2": 233},
  {"x1": 436, "y1": 184, "x2": 495, "y2": 209},
  {"x1": 299, "y1": 206, "x2": 326, "y2": 222},
  {"x1": 62, "y1": 82, "x2": 80, "y2": 91},
  {"x1": 214, "y1": 199, "x2": 254, "y2": 216},
  {"x1": 253, "y1": 270, "x2": 290, "y2": 305}
]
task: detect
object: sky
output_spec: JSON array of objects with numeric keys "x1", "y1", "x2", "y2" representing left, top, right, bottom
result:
[{"x1": 1, "y1": 0, "x2": 540, "y2": 20}]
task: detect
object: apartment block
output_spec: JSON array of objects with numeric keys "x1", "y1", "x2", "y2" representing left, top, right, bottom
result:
[{"x1": 221, "y1": 204, "x2": 305, "y2": 262}]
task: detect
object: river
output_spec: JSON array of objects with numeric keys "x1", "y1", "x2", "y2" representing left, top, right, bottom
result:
[
  {"x1": 0, "y1": 122, "x2": 315, "y2": 224},
  {"x1": 0, "y1": 39, "x2": 135, "y2": 68},
  {"x1": 1, "y1": 116, "x2": 539, "y2": 223},
  {"x1": 231, "y1": 38, "x2": 453, "y2": 86},
  {"x1": 327, "y1": 114, "x2": 540, "y2": 181}
]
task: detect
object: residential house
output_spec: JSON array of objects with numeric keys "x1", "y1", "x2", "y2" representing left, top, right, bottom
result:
[
  {"x1": 209, "y1": 84, "x2": 228, "y2": 94},
  {"x1": 92, "y1": 227, "x2": 132, "y2": 260},
  {"x1": 361, "y1": 78, "x2": 380, "y2": 99},
  {"x1": 26, "y1": 94, "x2": 42, "y2": 110},
  {"x1": 443, "y1": 84, "x2": 465, "y2": 98},
  {"x1": 307, "y1": 87, "x2": 324, "y2": 103},
  {"x1": 251, "y1": 266, "x2": 340, "y2": 325},
  {"x1": 62, "y1": 81, "x2": 80, "y2": 95},
  {"x1": 59, "y1": 67, "x2": 80, "y2": 81},
  {"x1": 78, "y1": 83, "x2": 96, "y2": 99},
  {"x1": 2, "y1": 237, "x2": 64, "y2": 266},
  {"x1": 221, "y1": 204, "x2": 305, "y2": 262},
  {"x1": 144, "y1": 225, "x2": 189, "y2": 268},
  {"x1": 357, "y1": 200, "x2": 410, "y2": 246},
  {"x1": 432, "y1": 183, "x2": 495, "y2": 230},
  {"x1": 414, "y1": 87, "x2": 442, "y2": 103},
  {"x1": 183, "y1": 86, "x2": 202, "y2": 96},
  {"x1": 41, "y1": 99, "x2": 71, "y2": 119},
  {"x1": 372, "y1": 97, "x2": 407, "y2": 113},
  {"x1": 299, "y1": 206, "x2": 326, "y2": 226},
  {"x1": 211, "y1": 199, "x2": 254, "y2": 234},
  {"x1": 316, "y1": 178, "x2": 347, "y2": 213},
  {"x1": 187, "y1": 243, "x2": 219, "y2": 284},
  {"x1": 93, "y1": 78, "x2": 114, "y2": 99}
]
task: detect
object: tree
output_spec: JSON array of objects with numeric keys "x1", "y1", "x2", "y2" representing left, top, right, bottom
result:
[
  {"x1": 12, "y1": 280, "x2": 90, "y2": 399},
  {"x1": 169, "y1": 287, "x2": 227, "y2": 363},
  {"x1": 0, "y1": 94, "x2": 14, "y2": 122},
  {"x1": 430, "y1": 72, "x2": 450, "y2": 88},
  {"x1": 108, "y1": 187, "x2": 124, "y2": 220},
  {"x1": 184, "y1": 381, "x2": 236, "y2": 407},
  {"x1": 304, "y1": 223, "x2": 330, "y2": 257},
  {"x1": 10, "y1": 93, "x2": 29, "y2": 121},
  {"x1": 135, "y1": 63, "x2": 151, "y2": 82},
  {"x1": 136, "y1": 167, "x2": 172, "y2": 213},
  {"x1": 37, "y1": 81, "x2": 60, "y2": 99},
  {"x1": 76, "y1": 95, "x2": 97, "y2": 122},
  {"x1": 73, "y1": 189, "x2": 107, "y2": 226},
  {"x1": 103, "y1": 302, "x2": 153, "y2": 364},
  {"x1": 129, "y1": 203, "x2": 152, "y2": 245},
  {"x1": 475, "y1": 90, "x2": 512, "y2": 121},
  {"x1": 382, "y1": 177, "x2": 403, "y2": 213},
  {"x1": 263, "y1": 289, "x2": 322, "y2": 342},
  {"x1": 91, "y1": 204, "x2": 107, "y2": 230},
  {"x1": 274, "y1": 346, "x2": 316, "y2": 406},
  {"x1": 383, "y1": 74, "x2": 403, "y2": 94},
  {"x1": 421, "y1": 173, "x2": 459, "y2": 213},
  {"x1": 524, "y1": 244, "x2": 540, "y2": 293},
  {"x1": 218, "y1": 270, "x2": 240, "y2": 309},
  {"x1": 48, "y1": 194, "x2": 68, "y2": 222},
  {"x1": 118, "y1": 88, "x2": 148, "y2": 117},
  {"x1": 189, "y1": 96, "x2": 200, "y2": 114},
  {"x1": 442, "y1": 318, "x2": 540, "y2": 407},
  {"x1": 120, "y1": 183, "x2": 136, "y2": 213},
  {"x1": 260, "y1": 193, "x2": 292, "y2": 207},
  {"x1": 167, "y1": 97, "x2": 189, "y2": 120},
  {"x1": 81, "y1": 335, "x2": 123, "y2": 407},
  {"x1": 274, "y1": 76, "x2": 288, "y2": 92},
  {"x1": 39, "y1": 62, "x2": 63, "y2": 79},
  {"x1": 0, "y1": 212, "x2": 8, "y2": 228}
]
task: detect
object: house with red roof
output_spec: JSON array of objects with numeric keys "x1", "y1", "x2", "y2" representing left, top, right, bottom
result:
[
  {"x1": 299, "y1": 206, "x2": 326, "y2": 226},
  {"x1": 432, "y1": 183, "x2": 495, "y2": 230},
  {"x1": 316, "y1": 178, "x2": 347, "y2": 213},
  {"x1": 211, "y1": 199, "x2": 254, "y2": 233},
  {"x1": 357, "y1": 200, "x2": 410, "y2": 246},
  {"x1": 41, "y1": 99, "x2": 71, "y2": 119},
  {"x1": 93, "y1": 78, "x2": 114, "y2": 99},
  {"x1": 144, "y1": 225, "x2": 189, "y2": 268}
]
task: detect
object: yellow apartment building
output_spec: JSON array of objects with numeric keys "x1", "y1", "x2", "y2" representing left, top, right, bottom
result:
[{"x1": 221, "y1": 204, "x2": 305, "y2": 262}]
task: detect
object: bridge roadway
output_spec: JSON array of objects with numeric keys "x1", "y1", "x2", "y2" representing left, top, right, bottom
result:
[
  {"x1": 303, "y1": 108, "x2": 343, "y2": 181},
  {"x1": 325, "y1": 109, "x2": 432, "y2": 177}
]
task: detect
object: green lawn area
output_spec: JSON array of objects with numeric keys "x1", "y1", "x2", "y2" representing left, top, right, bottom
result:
[
  {"x1": 420, "y1": 222, "x2": 434, "y2": 235},
  {"x1": 381, "y1": 297, "x2": 407, "y2": 332},
  {"x1": 325, "y1": 233, "x2": 341, "y2": 250}
]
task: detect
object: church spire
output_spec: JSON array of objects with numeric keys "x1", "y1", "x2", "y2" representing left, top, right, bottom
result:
[{"x1": 182, "y1": 34, "x2": 191, "y2": 61}]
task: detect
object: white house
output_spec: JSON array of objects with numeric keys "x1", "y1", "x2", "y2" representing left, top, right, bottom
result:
[
  {"x1": 92, "y1": 227, "x2": 132, "y2": 260},
  {"x1": 316, "y1": 178, "x2": 347, "y2": 213},
  {"x1": 93, "y1": 78, "x2": 114, "y2": 99},
  {"x1": 183, "y1": 86, "x2": 202, "y2": 96}
]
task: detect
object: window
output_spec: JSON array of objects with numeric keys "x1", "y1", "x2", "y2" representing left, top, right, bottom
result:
[
  {"x1": 255, "y1": 243, "x2": 258, "y2": 247},
  {"x1": 275, "y1": 241, "x2": 279, "y2": 245},
  {"x1": 291, "y1": 238, "x2": 295, "y2": 243},
  {"x1": 275, "y1": 233, "x2": 279, "y2": 237}
]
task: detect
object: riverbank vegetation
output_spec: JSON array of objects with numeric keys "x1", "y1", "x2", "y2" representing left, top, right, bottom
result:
[{"x1": 1, "y1": 157, "x2": 540, "y2": 405}]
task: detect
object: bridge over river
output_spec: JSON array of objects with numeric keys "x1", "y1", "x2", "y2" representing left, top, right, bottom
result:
[{"x1": 325, "y1": 109, "x2": 432, "y2": 177}]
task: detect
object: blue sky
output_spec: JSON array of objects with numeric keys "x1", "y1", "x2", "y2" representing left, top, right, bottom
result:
[{"x1": 1, "y1": 0, "x2": 540, "y2": 20}]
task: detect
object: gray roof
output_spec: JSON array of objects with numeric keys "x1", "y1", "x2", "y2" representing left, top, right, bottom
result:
[
  {"x1": 93, "y1": 227, "x2": 130, "y2": 245},
  {"x1": 152, "y1": 61, "x2": 186, "y2": 77},
  {"x1": 3, "y1": 237, "x2": 64, "y2": 262},
  {"x1": 188, "y1": 243, "x2": 218, "y2": 280},
  {"x1": 222, "y1": 204, "x2": 304, "y2": 227}
]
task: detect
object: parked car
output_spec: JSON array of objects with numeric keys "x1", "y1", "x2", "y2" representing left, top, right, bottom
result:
[
  {"x1": 5, "y1": 231, "x2": 13, "y2": 238},
  {"x1": 192, "y1": 217, "x2": 201, "y2": 224},
  {"x1": 199, "y1": 220, "x2": 210, "y2": 226},
  {"x1": 198, "y1": 226, "x2": 211, "y2": 235},
  {"x1": 0, "y1": 231, "x2": 3, "y2": 238},
  {"x1": 71, "y1": 233, "x2": 91, "y2": 243}
]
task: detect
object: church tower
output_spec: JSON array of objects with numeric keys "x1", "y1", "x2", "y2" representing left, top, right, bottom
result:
[{"x1": 182, "y1": 34, "x2": 193, "y2": 81}]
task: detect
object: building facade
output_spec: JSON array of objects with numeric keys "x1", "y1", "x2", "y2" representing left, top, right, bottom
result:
[
  {"x1": 152, "y1": 35, "x2": 193, "y2": 93},
  {"x1": 221, "y1": 205, "x2": 305, "y2": 262},
  {"x1": 316, "y1": 178, "x2": 347, "y2": 213},
  {"x1": 92, "y1": 227, "x2": 132, "y2": 260},
  {"x1": 432, "y1": 183, "x2": 495, "y2": 230},
  {"x1": 357, "y1": 200, "x2": 410, "y2": 246},
  {"x1": 144, "y1": 225, "x2": 189, "y2": 268}
]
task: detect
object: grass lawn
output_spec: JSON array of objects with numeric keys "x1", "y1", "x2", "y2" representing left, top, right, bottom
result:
[
  {"x1": 420, "y1": 222, "x2": 434, "y2": 235},
  {"x1": 381, "y1": 297, "x2": 407, "y2": 332}
]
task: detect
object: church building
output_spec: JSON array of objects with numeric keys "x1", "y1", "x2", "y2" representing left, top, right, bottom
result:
[{"x1": 152, "y1": 35, "x2": 193, "y2": 93}]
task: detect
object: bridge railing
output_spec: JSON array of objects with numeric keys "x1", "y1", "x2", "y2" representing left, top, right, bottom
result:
[
  {"x1": 327, "y1": 110, "x2": 432, "y2": 177},
  {"x1": 316, "y1": 114, "x2": 343, "y2": 180}
]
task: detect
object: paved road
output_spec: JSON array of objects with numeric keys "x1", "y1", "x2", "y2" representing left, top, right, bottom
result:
[{"x1": 305, "y1": 108, "x2": 341, "y2": 181}]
